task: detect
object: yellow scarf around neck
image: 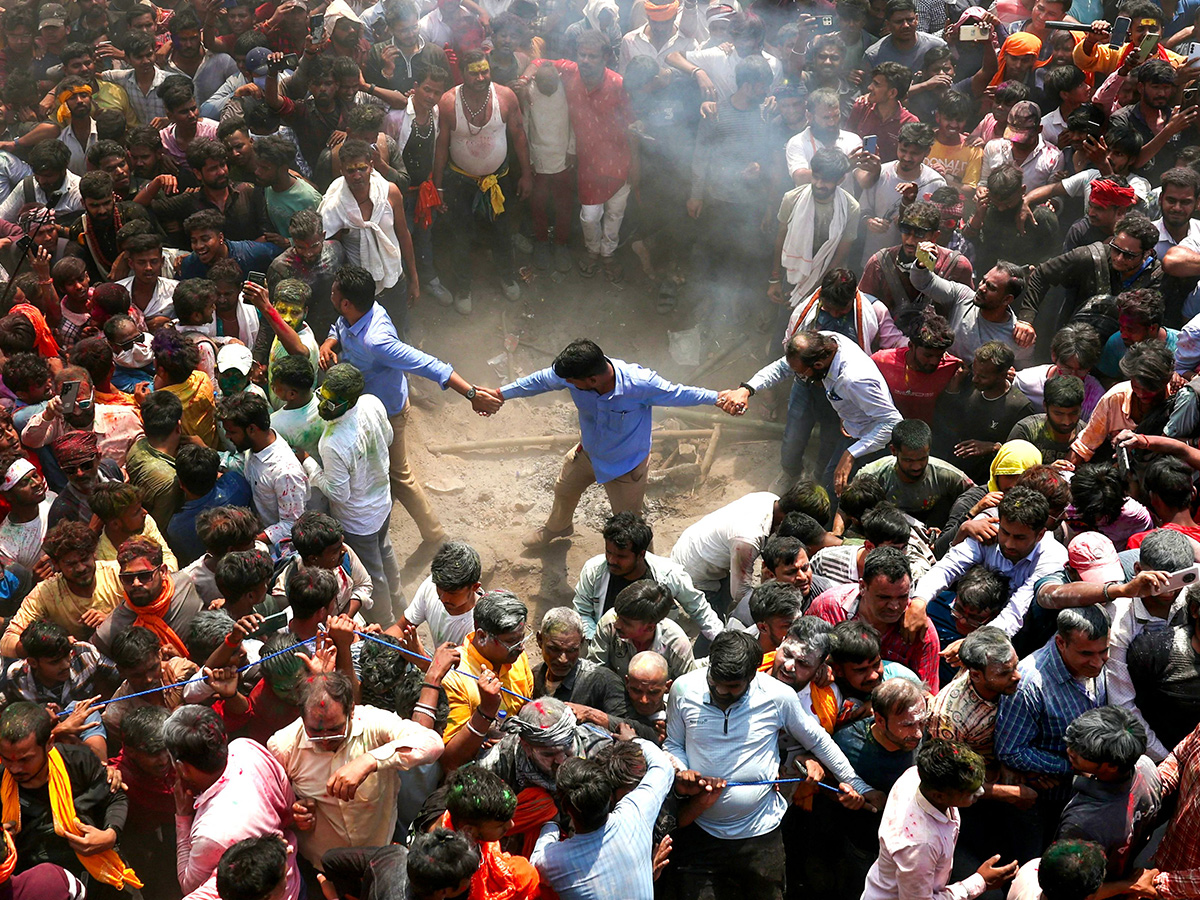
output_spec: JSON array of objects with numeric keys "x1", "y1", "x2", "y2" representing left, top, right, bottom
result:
[{"x1": 1, "y1": 746, "x2": 142, "y2": 890}]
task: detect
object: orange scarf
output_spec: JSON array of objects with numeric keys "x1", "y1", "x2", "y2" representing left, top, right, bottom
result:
[
  {"x1": 810, "y1": 683, "x2": 838, "y2": 734},
  {"x1": 1, "y1": 747, "x2": 141, "y2": 889},
  {"x1": 439, "y1": 809, "x2": 542, "y2": 900},
  {"x1": 9, "y1": 304, "x2": 61, "y2": 359},
  {"x1": 989, "y1": 33, "x2": 1052, "y2": 87},
  {"x1": 0, "y1": 830, "x2": 15, "y2": 883},
  {"x1": 129, "y1": 577, "x2": 188, "y2": 658}
]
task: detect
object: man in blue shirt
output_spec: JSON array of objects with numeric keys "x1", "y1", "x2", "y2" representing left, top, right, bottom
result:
[
  {"x1": 665, "y1": 631, "x2": 873, "y2": 900},
  {"x1": 167, "y1": 443, "x2": 252, "y2": 566},
  {"x1": 496, "y1": 339, "x2": 722, "y2": 548},
  {"x1": 177, "y1": 209, "x2": 282, "y2": 279},
  {"x1": 319, "y1": 264, "x2": 502, "y2": 546}
]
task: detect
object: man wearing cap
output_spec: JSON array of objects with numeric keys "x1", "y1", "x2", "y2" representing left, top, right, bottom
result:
[
  {"x1": 46, "y1": 430, "x2": 126, "y2": 529},
  {"x1": 619, "y1": 0, "x2": 695, "y2": 73},
  {"x1": 980, "y1": 99, "x2": 1063, "y2": 191},
  {"x1": 1039, "y1": 528, "x2": 1192, "y2": 762},
  {"x1": 32, "y1": 3, "x2": 72, "y2": 89},
  {"x1": 216, "y1": 344, "x2": 266, "y2": 402}
]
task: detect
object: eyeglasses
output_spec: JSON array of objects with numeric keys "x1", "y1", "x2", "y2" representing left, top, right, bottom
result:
[
  {"x1": 343, "y1": 164, "x2": 372, "y2": 176},
  {"x1": 119, "y1": 565, "x2": 162, "y2": 586},
  {"x1": 951, "y1": 604, "x2": 993, "y2": 628},
  {"x1": 60, "y1": 458, "x2": 98, "y2": 475},
  {"x1": 304, "y1": 718, "x2": 350, "y2": 744},
  {"x1": 1108, "y1": 240, "x2": 1142, "y2": 260},
  {"x1": 492, "y1": 625, "x2": 531, "y2": 653}
]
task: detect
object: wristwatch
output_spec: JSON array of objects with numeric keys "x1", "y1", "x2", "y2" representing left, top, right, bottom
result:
[{"x1": 465, "y1": 386, "x2": 478, "y2": 400}]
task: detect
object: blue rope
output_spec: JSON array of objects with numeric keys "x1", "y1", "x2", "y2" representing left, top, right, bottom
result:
[
  {"x1": 77, "y1": 636, "x2": 320, "y2": 714},
  {"x1": 352, "y1": 629, "x2": 533, "y2": 704},
  {"x1": 725, "y1": 779, "x2": 843, "y2": 793}
]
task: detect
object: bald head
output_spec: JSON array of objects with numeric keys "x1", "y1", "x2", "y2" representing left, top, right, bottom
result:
[{"x1": 627, "y1": 651, "x2": 669, "y2": 683}]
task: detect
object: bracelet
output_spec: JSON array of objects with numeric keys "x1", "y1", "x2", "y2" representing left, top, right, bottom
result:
[
  {"x1": 474, "y1": 708, "x2": 498, "y2": 722},
  {"x1": 466, "y1": 719, "x2": 488, "y2": 738},
  {"x1": 412, "y1": 702, "x2": 438, "y2": 717},
  {"x1": 1103, "y1": 581, "x2": 1118, "y2": 601},
  {"x1": 739, "y1": 382, "x2": 756, "y2": 397},
  {"x1": 224, "y1": 633, "x2": 243, "y2": 648},
  {"x1": 768, "y1": 278, "x2": 781, "y2": 284},
  {"x1": 420, "y1": 681, "x2": 442, "y2": 692}
]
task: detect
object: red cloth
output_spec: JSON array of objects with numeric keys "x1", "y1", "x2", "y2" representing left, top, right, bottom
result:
[
  {"x1": 871, "y1": 347, "x2": 962, "y2": 423},
  {"x1": 236, "y1": 679, "x2": 302, "y2": 745},
  {"x1": 544, "y1": 60, "x2": 632, "y2": 206},
  {"x1": 439, "y1": 808, "x2": 542, "y2": 900},
  {"x1": 508, "y1": 787, "x2": 558, "y2": 859},
  {"x1": 809, "y1": 583, "x2": 943, "y2": 691},
  {"x1": 846, "y1": 97, "x2": 918, "y2": 164},
  {"x1": 1127, "y1": 522, "x2": 1200, "y2": 550},
  {"x1": 114, "y1": 752, "x2": 175, "y2": 833}
]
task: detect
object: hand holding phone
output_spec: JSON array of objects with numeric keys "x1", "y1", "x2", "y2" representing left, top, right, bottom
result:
[
  {"x1": 1110, "y1": 15, "x2": 1131, "y2": 47},
  {"x1": 251, "y1": 610, "x2": 289, "y2": 638},
  {"x1": 1152, "y1": 564, "x2": 1200, "y2": 595},
  {"x1": 863, "y1": 134, "x2": 878, "y2": 155},
  {"x1": 60, "y1": 381, "x2": 81, "y2": 418}
]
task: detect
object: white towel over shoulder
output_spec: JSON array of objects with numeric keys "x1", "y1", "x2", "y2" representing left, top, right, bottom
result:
[
  {"x1": 319, "y1": 170, "x2": 403, "y2": 293},
  {"x1": 780, "y1": 186, "x2": 849, "y2": 306}
]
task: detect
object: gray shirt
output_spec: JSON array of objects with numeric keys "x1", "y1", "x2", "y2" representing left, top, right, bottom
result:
[
  {"x1": 909, "y1": 263, "x2": 1031, "y2": 365},
  {"x1": 863, "y1": 32, "x2": 947, "y2": 71}
]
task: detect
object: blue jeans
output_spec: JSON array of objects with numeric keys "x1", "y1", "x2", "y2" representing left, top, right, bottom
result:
[{"x1": 781, "y1": 379, "x2": 844, "y2": 478}]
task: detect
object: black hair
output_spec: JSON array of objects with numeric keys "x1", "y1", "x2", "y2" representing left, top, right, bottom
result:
[
  {"x1": 112, "y1": 626, "x2": 162, "y2": 672},
  {"x1": 1, "y1": 353, "x2": 49, "y2": 395},
  {"x1": 287, "y1": 565, "x2": 338, "y2": 620},
  {"x1": 1069, "y1": 463, "x2": 1126, "y2": 526},
  {"x1": 196, "y1": 506, "x2": 263, "y2": 557},
  {"x1": 140, "y1": 390, "x2": 184, "y2": 440},
  {"x1": 407, "y1": 829, "x2": 481, "y2": 896},
  {"x1": 890, "y1": 419, "x2": 931, "y2": 452},
  {"x1": 603, "y1": 511, "x2": 653, "y2": 555},
  {"x1": 332, "y1": 265, "x2": 376, "y2": 313},
  {"x1": 271, "y1": 354, "x2": 315, "y2": 393},
  {"x1": 1044, "y1": 375, "x2": 1084, "y2": 410},
  {"x1": 176, "y1": 443, "x2": 221, "y2": 496},
  {"x1": 1144, "y1": 456, "x2": 1195, "y2": 511},
  {"x1": 1038, "y1": 840, "x2": 1107, "y2": 900},
  {"x1": 708, "y1": 630, "x2": 763, "y2": 682},
  {"x1": 917, "y1": 739, "x2": 985, "y2": 793},
  {"x1": 172, "y1": 278, "x2": 216, "y2": 324},
  {"x1": 839, "y1": 473, "x2": 886, "y2": 521},
  {"x1": 777, "y1": 512, "x2": 828, "y2": 547},
  {"x1": 216, "y1": 835, "x2": 288, "y2": 900},
  {"x1": 862, "y1": 545, "x2": 910, "y2": 584},
  {"x1": 0, "y1": 702, "x2": 52, "y2": 747},
  {"x1": 779, "y1": 480, "x2": 832, "y2": 528},
  {"x1": 215, "y1": 549, "x2": 274, "y2": 605},
  {"x1": 552, "y1": 339, "x2": 607, "y2": 379},
  {"x1": 555, "y1": 757, "x2": 614, "y2": 832},
  {"x1": 162, "y1": 705, "x2": 228, "y2": 774},
  {"x1": 956, "y1": 565, "x2": 1009, "y2": 618},
  {"x1": 998, "y1": 484, "x2": 1050, "y2": 531},
  {"x1": 21, "y1": 620, "x2": 71, "y2": 661},
  {"x1": 291, "y1": 512, "x2": 344, "y2": 561},
  {"x1": 830, "y1": 619, "x2": 882, "y2": 663},
  {"x1": 122, "y1": 705, "x2": 169, "y2": 755},
  {"x1": 749, "y1": 581, "x2": 805, "y2": 624},
  {"x1": 219, "y1": 390, "x2": 272, "y2": 432},
  {"x1": 445, "y1": 766, "x2": 518, "y2": 824},
  {"x1": 613, "y1": 580, "x2": 674, "y2": 623},
  {"x1": 862, "y1": 503, "x2": 911, "y2": 546},
  {"x1": 761, "y1": 534, "x2": 803, "y2": 572}
]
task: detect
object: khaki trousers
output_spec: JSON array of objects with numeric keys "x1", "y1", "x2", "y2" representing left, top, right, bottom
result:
[
  {"x1": 544, "y1": 444, "x2": 649, "y2": 533},
  {"x1": 389, "y1": 404, "x2": 444, "y2": 543}
]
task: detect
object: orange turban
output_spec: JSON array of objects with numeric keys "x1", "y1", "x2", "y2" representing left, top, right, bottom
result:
[
  {"x1": 989, "y1": 32, "x2": 1051, "y2": 87},
  {"x1": 645, "y1": 0, "x2": 680, "y2": 21}
]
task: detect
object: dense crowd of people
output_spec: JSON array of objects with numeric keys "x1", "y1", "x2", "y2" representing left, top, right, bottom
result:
[{"x1": 6, "y1": 0, "x2": 1200, "y2": 897}]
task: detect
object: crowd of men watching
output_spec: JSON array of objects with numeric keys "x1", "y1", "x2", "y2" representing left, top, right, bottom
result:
[{"x1": 6, "y1": 0, "x2": 1200, "y2": 897}]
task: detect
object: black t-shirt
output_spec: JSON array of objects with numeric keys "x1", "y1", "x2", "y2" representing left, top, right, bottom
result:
[
  {"x1": 1128, "y1": 624, "x2": 1200, "y2": 752},
  {"x1": 933, "y1": 383, "x2": 1035, "y2": 484},
  {"x1": 603, "y1": 573, "x2": 643, "y2": 617}
]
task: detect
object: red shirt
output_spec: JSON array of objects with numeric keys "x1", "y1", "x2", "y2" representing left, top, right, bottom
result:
[
  {"x1": 871, "y1": 347, "x2": 961, "y2": 423},
  {"x1": 809, "y1": 582, "x2": 942, "y2": 691},
  {"x1": 846, "y1": 97, "x2": 918, "y2": 164},
  {"x1": 1127, "y1": 522, "x2": 1200, "y2": 549},
  {"x1": 547, "y1": 59, "x2": 632, "y2": 205}
]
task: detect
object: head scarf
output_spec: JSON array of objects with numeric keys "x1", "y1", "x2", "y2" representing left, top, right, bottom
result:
[
  {"x1": 18, "y1": 207, "x2": 55, "y2": 237},
  {"x1": 50, "y1": 430, "x2": 98, "y2": 468},
  {"x1": 503, "y1": 700, "x2": 578, "y2": 747},
  {"x1": 989, "y1": 32, "x2": 1051, "y2": 87},
  {"x1": 583, "y1": 0, "x2": 619, "y2": 31},
  {"x1": 1090, "y1": 178, "x2": 1137, "y2": 208},
  {"x1": 988, "y1": 439, "x2": 1043, "y2": 491},
  {"x1": 645, "y1": 0, "x2": 680, "y2": 22},
  {"x1": 0, "y1": 458, "x2": 36, "y2": 492},
  {"x1": 55, "y1": 83, "x2": 92, "y2": 125}
]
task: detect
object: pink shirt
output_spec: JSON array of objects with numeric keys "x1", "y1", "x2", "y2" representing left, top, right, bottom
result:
[
  {"x1": 178, "y1": 738, "x2": 302, "y2": 900},
  {"x1": 161, "y1": 118, "x2": 219, "y2": 167},
  {"x1": 1070, "y1": 381, "x2": 1137, "y2": 461}
]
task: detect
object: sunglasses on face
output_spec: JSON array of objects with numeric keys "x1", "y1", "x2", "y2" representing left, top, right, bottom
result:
[{"x1": 1108, "y1": 240, "x2": 1142, "y2": 260}]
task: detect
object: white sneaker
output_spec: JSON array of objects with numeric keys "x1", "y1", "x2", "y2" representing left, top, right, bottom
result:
[
  {"x1": 427, "y1": 278, "x2": 453, "y2": 307},
  {"x1": 454, "y1": 293, "x2": 473, "y2": 315}
]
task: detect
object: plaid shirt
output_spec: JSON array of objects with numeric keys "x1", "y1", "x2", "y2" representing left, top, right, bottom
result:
[
  {"x1": 809, "y1": 583, "x2": 943, "y2": 691},
  {"x1": 4, "y1": 642, "x2": 119, "y2": 706},
  {"x1": 995, "y1": 640, "x2": 1106, "y2": 776},
  {"x1": 1156, "y1": 726, "x2": 1200, "y2": 897}
]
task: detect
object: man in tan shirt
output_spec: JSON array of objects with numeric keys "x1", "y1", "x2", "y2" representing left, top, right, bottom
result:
[
  {"x1": 267, "y1": 671, "x2": 444, "y2": 871},
  {"x1": 0, "y1": 520, "x2": 122, "y2": 657}
]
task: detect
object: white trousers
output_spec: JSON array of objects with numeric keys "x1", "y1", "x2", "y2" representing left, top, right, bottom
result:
[{"x1": 580, "y1": 182, "x2": 631, "y2": 258}]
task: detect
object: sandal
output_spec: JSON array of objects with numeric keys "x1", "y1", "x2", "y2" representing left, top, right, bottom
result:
[
  {"x1": 656, "y1": 279, "x2": 678, "y2": 314},
  {"x1": 578, "y1": 253, "x2": 600, "y2": 278},
  {"x1": 603, "y1": 258, "x2": 624, "y2": 283}
]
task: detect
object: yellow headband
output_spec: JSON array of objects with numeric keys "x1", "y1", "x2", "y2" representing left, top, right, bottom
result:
[
  {"x1": 467, "y1": 60, "x2": 490, "y2": 74},
  {"x1": 56, "y1": 84, "x2": 93, "y2": 106}
]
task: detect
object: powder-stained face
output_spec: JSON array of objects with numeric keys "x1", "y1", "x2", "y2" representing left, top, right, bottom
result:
[{"x1": 272, "y1": 297, "x2": 306, "y2": 330}]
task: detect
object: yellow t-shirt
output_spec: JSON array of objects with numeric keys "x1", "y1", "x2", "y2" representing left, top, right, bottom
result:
[
  {"x1": 162, "y1": 370, "x2": 217, "y2": 448},
  {"x1": 930, "y1": 140, "x2": 983, "y2": 189},
  {"x1": 96, "y1": 515, "x2": 179, "y2": 571},
  {"x1": 442, "y1": 634, "x2": 534, "y2": 740}
]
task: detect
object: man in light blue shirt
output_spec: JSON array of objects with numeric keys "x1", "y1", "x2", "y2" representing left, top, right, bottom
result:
[
  {"x1": 665, "y1": 631, "x2": 874, "y2": 900},
  {"x1": 322, "y1": 265, "x2": 502, "y2": 546},
  {"x1": 496, "y1": 339, "x2": 722, "y2": 547},
  {"x1": 531, "y1": 738, "x2": 674, "y2": 900}
]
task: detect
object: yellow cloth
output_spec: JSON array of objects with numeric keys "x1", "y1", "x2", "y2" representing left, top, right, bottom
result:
[
  {"x1": 449, "y1": 162, "x2": 507, "y2": 217},
  {"x1": 1072, "y1": 38, "x2": 1186, "y2": 75},
  {"x1": 988, "y1": 440, "x2": 1043, "y2": 491},
  {"x1": 0, "y1": 747, "x2": 141, "y2": 890},
  {"x1": 0, "y1": 563, "x2": 122, "y2": 657},
  {"x1": 96, "y1": 515, "x2": 179, "y2": 571},
  {"x1": 442, "y1": 633, "x2": 534, "y2": 740},
  {"x1": 161, "y1": 369, "x2": 218, "y2": 448},
  {"x1": 929, "y1": 139, "x2": 983, "y2": 189}
]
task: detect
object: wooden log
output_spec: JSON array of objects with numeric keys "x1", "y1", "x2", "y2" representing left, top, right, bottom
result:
[
  {"x1": 649, "y1": 463, "x2": 702, "y2": 484},
  {"x1": 699, "y1": 425, "x2": 722, "y2": 482},
  {"x1": 657, "y1": 407, "x2": 785, "y2": 436},
  {"x1": 429, "y1": 429, "x2": 718, "y2": 455}
]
